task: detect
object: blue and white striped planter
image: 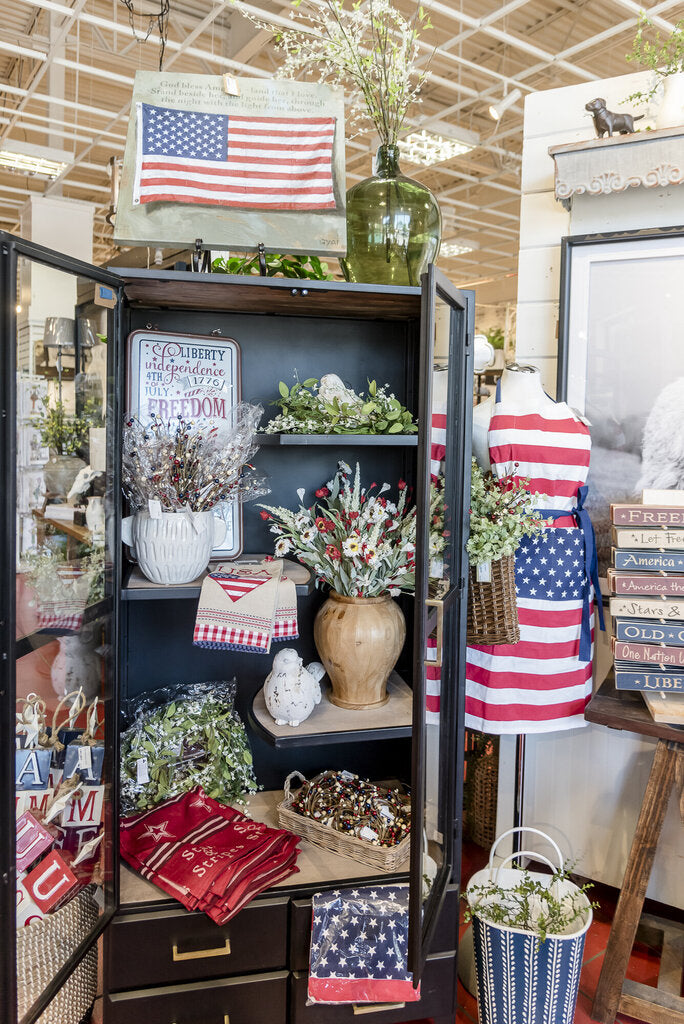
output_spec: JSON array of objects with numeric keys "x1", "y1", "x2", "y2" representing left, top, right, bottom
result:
[{"x1": 467, "y1": 862, "x2": 592, "y2": 1024}]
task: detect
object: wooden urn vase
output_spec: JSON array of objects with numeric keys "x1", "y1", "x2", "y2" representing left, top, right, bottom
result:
[{"x1": 313, "y1": 591, "x2": 406, "y2": 710}]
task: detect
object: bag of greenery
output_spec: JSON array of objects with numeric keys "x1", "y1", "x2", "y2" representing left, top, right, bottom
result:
[{"x1": 120, "y1": 680, "x2": 258, "y2": 813}]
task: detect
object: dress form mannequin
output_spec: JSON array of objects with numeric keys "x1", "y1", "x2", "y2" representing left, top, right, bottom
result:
[{"x1": 472, "y1": 363, "x2": 555, "y2": 467}]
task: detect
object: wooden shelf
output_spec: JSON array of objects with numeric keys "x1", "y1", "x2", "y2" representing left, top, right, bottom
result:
[
  {"x1": 121, "y1": 556, "x2": 313, "y2": 601},
  {"x1": 256, "y1": 433, "x2": 418, "y2": 447},
  {"x1": 250, "y1": 672, "x2": 413, "y2": 748},
  {"x1": 119, "y1": 788, "x2": 408, "y2": 907},
  {"x1": 119, "y1": 271, "x2": 421, "y2": 321}
]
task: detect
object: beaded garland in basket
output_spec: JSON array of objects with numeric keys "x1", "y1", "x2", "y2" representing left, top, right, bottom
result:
[{"x1": 278, "y1": 770, "x2": 411, "y2": 872}]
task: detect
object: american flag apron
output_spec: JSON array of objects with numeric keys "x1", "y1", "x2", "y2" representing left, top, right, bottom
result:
[{"x1": 465, "y1": 390, "x2": 603, "y2": 734}]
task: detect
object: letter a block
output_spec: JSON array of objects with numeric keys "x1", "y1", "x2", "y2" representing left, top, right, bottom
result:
[{"x1": 23, "y1": 850, "x2": 80, "y2": 912}]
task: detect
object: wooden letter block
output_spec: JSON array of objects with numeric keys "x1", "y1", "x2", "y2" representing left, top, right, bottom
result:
[
  {"x1": 16, "y1": 811, "x2": 55, "y2": 872},
  {"x1": 16, "y1": 874, "x2": 45, "y2": 928},
  {"x1": 23, "y1": 850, "x2": 80, "y2": 912},
  {"x1": 15, "y1": 749, "x2": 52, "y2": 790},
  {"x1": 15, "y1": 788, "x2": 53, "y2": 818},
  {"x1": 61, "y1": 786, "x2": 104, "y2": 828},
  {"x1": 63, "y1": 744, "x2": 105, "y2": 786}
]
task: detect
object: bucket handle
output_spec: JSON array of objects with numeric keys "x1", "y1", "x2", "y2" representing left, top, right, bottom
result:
[
  {"x1": 492, "y1": 851, "x2": 559, "y2": 886},
  {"x1": 488, "y1": 827, "x2": 564, "y2": 875}
]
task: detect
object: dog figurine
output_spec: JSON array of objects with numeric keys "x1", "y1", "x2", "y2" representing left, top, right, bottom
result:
[{"x1": 585, "y1": 97, "x2": 643, "y2": 138}]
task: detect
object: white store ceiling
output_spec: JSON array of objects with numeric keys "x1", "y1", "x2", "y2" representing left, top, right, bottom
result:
[{"x1": 0, "y1": 0, "x2": 683, "y2": 295}]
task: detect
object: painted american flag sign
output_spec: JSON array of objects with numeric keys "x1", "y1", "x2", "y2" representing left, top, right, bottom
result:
[{"x1": 133, "y1": 102, "x2": 337, "y2": 210}]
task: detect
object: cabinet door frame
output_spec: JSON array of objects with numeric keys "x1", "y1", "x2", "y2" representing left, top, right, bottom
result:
[
  {"x1": 408, "y1": 265, "x2": 473, "y2": 980},
  {"x1": 0, "y1": 231, "x2": 123, "y2": 1024}
]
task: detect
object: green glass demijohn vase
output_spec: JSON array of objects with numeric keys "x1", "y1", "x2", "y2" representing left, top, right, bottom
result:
[{"x1": 340, "y1": 144, "x2": 442, "y2": 286}]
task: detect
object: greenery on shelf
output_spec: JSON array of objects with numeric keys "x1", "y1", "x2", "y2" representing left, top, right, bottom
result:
[
  {"x1": 24, "y1": 542, "x2": 105, "y2": 608},
  {"x1": 266, "y1": 377, "x2": 418, "y2": 435},
  {"x1": 463, "y1": 867, "x2": 597, "y2": 946},
  {"x1": 626, "y1": 13, "x2": 684, "y2": 103},
  {"x1": 211, "y1": 252, "x2": 333, "y2": 280},
  {"x1": 485, "y1": 326, "x2": 505, "y2": 350},
  {"x1": 37, "y1": 398, "x2": 101, "y2": 456},
  {"x1": 467, "y1": 459, "x2": 546, "y2": 566}
]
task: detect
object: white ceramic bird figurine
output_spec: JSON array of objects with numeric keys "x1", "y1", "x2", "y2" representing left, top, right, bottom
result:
[{"x1": 263, "y1": 648, "x2": 324, "y2": 727}]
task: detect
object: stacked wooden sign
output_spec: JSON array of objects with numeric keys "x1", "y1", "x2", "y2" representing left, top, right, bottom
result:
[{"x1": 609, "y1": 498, "x2": 684, "y2": 725}]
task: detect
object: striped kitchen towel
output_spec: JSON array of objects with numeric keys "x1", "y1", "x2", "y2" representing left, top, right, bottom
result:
[{"x1": 193, "y1": 559, "x2": 298, "y2": 654}]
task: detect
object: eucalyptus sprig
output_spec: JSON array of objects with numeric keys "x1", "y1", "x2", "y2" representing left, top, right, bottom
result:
[
  {"x1": 266, "y1": 377, "x2": 417, "y2": 435},
  {"x1": 463, "y1": 867, "x2": 598, "y2": 947},
  {"x1": 467, "y1": 459, "x2": 546, "y2": 566},
  {"x1": 625, "y1": 13, "x2": 684, "y2": 104},
  {"x1": 211, "y1": 252, "x2": 332, "y2": 280}
]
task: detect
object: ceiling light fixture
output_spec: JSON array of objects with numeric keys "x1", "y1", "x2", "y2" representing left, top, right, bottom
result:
[
  {"x1": 488, "y1": 87, "x2": 522, "y2": 121},
  {"x1": 0, "y1": 141, "x2": 68, "y2": 179},
  {"x1": 398, "y1": 129, "x2": 475, "y2": 167},
  {"x1": 440, "y1": 242, "x2": 474, "y2": 258}
]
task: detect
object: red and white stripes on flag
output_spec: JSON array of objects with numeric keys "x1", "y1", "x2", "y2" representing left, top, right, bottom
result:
[{"x1": 133, "y1": 102, "x2": 337, "y2": 210}]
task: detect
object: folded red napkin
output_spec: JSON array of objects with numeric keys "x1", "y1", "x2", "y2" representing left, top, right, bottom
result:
[{"x1": 120, "y1": 787, "x2": 300, "y2": 924}]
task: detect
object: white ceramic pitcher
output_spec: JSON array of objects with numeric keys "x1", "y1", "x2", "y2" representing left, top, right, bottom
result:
[{"x1": 121, "y1": 509, "x2": 226, "y2": 585}]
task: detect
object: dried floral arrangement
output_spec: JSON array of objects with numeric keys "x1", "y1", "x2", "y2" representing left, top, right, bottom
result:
[
  {"x1": 467, "y1": 459, "x2": 547, "y2": 567},
  {"x1": 235, "y1": 0, "x2": 432, "y2": 144},
  {"x1": 260, "y1": 461, "x2": 416, "y2": 597},
  {"x1": 464, "y1": 868, "x2": 597, "y2": 946},
  {"x1": 122, "y1": 406, "x2": 267, "y2": 513},
  {"x1": 265, "y1": 378, "x2": 417, "y2": 435}
]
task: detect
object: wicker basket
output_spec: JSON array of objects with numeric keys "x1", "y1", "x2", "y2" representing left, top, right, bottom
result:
[
  {"x1": 467, "y1": 554, "x2": 520, "y2": 645},
  {"x1": 17, "y1": 887, "x2": 98, "y2": 1024},
  {"x1": 469, "y1": 753, "x2": 499, "y2": 849},
  {"x1": 278, "y1": 772, "x2": 411, "y2": 873}
]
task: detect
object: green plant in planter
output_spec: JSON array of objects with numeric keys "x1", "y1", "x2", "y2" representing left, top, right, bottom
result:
[
  {"x1": 625, "y1": 13, "x2": 684, "y2": 104},
  {"x1": 211, "y1": 252, "x2": 333, "y2": 280},
  {"x1": 463, "y1": 867, "x2": 598, "y2": 946},
  {"x1": 37, "y1": 398, "x2": 101, "y2": 456},
  {"x1": 484, "y1": 326, "x2": 505, "y2": 350}
]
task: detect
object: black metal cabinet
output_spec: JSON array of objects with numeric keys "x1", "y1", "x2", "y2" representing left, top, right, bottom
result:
[{"x1": 0, "y1": 234, "x2": 473, "y2": 1024}]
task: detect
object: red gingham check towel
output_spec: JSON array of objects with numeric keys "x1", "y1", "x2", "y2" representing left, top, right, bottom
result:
[
  {"x1": 120, "y1": 787, "x2": 300, "y2": 924},
  {"x1": 193, "y1": 559, "x2": 298, "y2": 653}
]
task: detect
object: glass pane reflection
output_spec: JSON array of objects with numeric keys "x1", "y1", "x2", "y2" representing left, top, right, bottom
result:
[{"x1": 14, "y1": 257, "x2": 113, "y2": 1021}]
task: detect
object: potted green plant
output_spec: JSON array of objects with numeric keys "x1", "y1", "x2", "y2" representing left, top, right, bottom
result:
[
  {"x1": 37, "y1": 398, "x2": 100, "y2": 497},
  {"x1": 464, "y1": 828, "x2": 597, "y2": 1024},
  {"x1": 235, "y1": 0, "x2": 440, "y2": 286},
  {"x1": 626, "y1": 13, "x2": 684, "y2": 128}
]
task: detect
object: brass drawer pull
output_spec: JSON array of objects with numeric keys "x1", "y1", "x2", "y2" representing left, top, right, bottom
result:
[
  {"x1": 171, "y1": 939, "x2": 231, "y2": 961},
  {"x1": 352, "y1": 1003, "x2": 405, "y2": 1015},
  {"x1": 425, "y1": 596, "x2": 444, "y2": 668}
]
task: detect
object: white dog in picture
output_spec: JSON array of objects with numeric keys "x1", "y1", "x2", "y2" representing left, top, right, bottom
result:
[{"x1": 638, "y1": 378, "x2": 684, "y2": 491}]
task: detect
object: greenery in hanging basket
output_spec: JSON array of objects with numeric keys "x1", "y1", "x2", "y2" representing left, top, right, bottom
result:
[
  {"x1": 467, "y1": 459, "x2": 547, "y2": 567},
  {"x1": 463, "y1": 867, "x2": 598, "y2": 946},
  {"x1": 211, "y1": 252, "x2": 332, "y2": 280},
  {"x1": 266, "y1": 377, "x2": 418, "y2": 435},
  {"x1": 625, "y1": 13, "x2": 684, "y2": 104}
]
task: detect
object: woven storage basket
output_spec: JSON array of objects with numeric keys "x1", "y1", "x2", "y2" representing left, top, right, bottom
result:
[
  {"x1": 469, "y1": 753, "x2": 499, "y2": 849},
  {"x1": 278, "y1": 772, "x2": 410, "y2": 873},
  {"x1": 467, "y1": 554, "x2": 519, "y2": 645},
  {"x1": 17, "y1": 887, "x2": 98, "y2": 1024}
]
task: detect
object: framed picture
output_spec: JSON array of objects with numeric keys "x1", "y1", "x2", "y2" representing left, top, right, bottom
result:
[
  {"x1": 114, "y1": 71, "x2": 347, "y2": 257},
  {"x1": 557, "y1": 225, "x2": 684, "y2": 579},
  {"x1": 126, "y1": 329, "x2": 243, "y2": 558}
]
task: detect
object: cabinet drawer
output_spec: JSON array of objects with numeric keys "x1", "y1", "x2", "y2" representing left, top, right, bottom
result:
[
  {"x1": 105, "y1": 970, "x2": 288, "y2": 1024},
  {"x1": 289, "y1": 951, "x2": 456, "y2": 1023},
  {"x1": 289, "y1": 886, "x2": 460, "y2": 972},
  {"x1": 107, "y1": 895, "x2": 288, "y2": 989}
]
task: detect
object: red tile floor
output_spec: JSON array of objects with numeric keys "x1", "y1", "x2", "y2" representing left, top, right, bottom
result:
[{"x1": 408, "y1": 840, "x2": 677, "y2": 1024}]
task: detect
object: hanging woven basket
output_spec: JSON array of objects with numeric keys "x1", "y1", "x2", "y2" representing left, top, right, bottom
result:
[{"x1": 467, "y1": 554, "x2": 520, "y2": 645}]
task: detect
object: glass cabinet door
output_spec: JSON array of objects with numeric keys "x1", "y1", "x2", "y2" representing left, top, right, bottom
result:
[
  {"x1": 408, "y1": 266, "x2": 473, "y2": 978},
  {"x1": 0, "y1": 233, "x2": 121, "y2": 1024}
]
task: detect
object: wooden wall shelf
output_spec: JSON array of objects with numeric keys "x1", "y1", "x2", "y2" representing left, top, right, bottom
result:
[
  {"x1": 121, "y1": 558, "x2": 314, "y2": 601},
  {"x1": 250, "y1": 672, "x2": 413, "y2": 748}
]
